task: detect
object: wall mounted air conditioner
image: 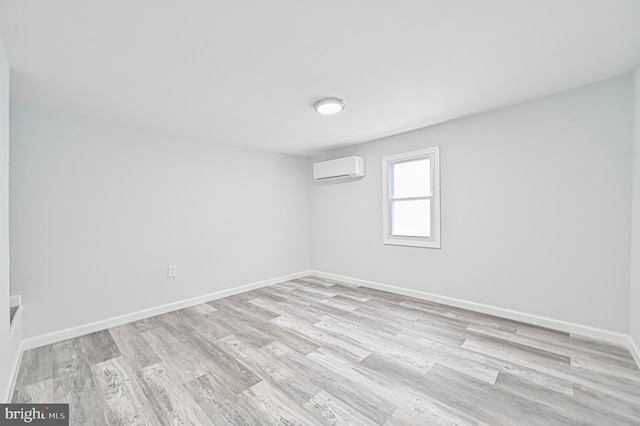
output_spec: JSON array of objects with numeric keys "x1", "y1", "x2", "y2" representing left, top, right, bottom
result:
[{"x1": 313, "y1": 156, "x2": 365, "y2": 182}]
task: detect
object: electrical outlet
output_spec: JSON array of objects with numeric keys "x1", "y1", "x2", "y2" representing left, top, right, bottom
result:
[{"x1": 167, "y1": 265, "x2": 177, "y2": 278}]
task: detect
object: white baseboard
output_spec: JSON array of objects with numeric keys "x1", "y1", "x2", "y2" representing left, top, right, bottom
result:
[
  {"x1": 4, "y1": 339, "x2": 23, "y2": 403},
  {"x1": 309, "y1": 270, "x2": 633, "y2": 348},
  {"x1": 16, "y1": 268, "x2": 640, "y2": 374},
  {"x1": 629, "y1": 336, "x2": 640, "y2": 368},
  {"x1": 5, "y1": 294, "x2": 24, "y2": 402},
  {"x1": 21, "y1": 270, "x2": 312, "y2": 351}
]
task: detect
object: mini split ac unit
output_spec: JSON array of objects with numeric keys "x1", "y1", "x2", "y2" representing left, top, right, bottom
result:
[{"x1": 313, "y1": 156, "x2": 365, "y2": 182}]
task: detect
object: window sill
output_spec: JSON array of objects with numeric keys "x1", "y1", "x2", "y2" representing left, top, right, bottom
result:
[{"x1": 383, "y1": 238, "x2": 441, "y2": 249}]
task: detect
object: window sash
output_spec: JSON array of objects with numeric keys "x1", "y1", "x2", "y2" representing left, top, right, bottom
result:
[
  {"x1": 390, "y1": 198, "x2": 432, "y2": 237},
  {"x1": 389, "y1": 157, "x2": 432, "y2": 199},
  {"x1": 388, "y1": 195, "x2": 431, "y2": 202},
  {"x1": 388, "y1": 156, "x2": 433, "y2": 238}
]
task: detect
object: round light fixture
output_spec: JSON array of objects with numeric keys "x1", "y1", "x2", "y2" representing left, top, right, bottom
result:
[{"x1": 313, "y1": 97, "x2": 345, "y2": 115}]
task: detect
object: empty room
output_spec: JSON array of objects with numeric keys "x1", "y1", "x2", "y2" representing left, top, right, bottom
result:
[{"x1": 1, "y1": 1, "x2": 640, "y2": 425}]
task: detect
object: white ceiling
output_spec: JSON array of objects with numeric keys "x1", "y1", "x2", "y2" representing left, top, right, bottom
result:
[{"x1": 0, "y1": 1, "x2": 639, "y2": 156}]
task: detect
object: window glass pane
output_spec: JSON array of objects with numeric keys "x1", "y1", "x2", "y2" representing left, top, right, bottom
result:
[
  {"x1": 392, "y1": 199, "x2": 431, "y2": 237},
  {"x1": 392, "y1": 158, "x2": 431, "y2": 198}
]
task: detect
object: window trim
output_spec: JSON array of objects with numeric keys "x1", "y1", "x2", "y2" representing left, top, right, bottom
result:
[{"x1": 382, "y1": 147, "x2": 441, "y2": 248}]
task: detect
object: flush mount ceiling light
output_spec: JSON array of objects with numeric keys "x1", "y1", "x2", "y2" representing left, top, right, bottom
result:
[{"x1": 313, "y1": 97, "x2": 345, "y2": 115}]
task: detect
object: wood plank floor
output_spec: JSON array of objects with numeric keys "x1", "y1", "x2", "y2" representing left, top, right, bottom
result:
[{"x1": 12, "y1": 276, "x2": 640, "y2": 425}]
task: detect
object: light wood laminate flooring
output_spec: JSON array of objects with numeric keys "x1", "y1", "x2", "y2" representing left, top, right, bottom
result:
[{"x1": 12, "y1": 276, "x2": 640, "y2": 425}]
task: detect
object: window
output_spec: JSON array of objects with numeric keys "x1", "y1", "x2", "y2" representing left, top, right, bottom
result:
[{"x1": 382, "y1": 147, "x2": 440, "y2": 248}]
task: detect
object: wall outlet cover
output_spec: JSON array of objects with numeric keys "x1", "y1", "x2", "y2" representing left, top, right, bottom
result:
[{"x1": 167, "y1": 265, "x2": 177, "y2": 278}]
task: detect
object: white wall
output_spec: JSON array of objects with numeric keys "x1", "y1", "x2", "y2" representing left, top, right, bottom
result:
[
  {"x1": 311, "y1": 74, "x2": 633, "y2": 333},
  {"x1": 631, "y1": 66, "x2": 640, "y2": 348},
  {"x1": 10, "y1": 102, "x2": 311, "y2": 339},
  {"x1": 0, "y1": 36, "x2": 20, "y2": 402}
]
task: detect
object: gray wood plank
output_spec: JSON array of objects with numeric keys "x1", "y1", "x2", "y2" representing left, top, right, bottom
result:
[
  {"x1": 421, "y1": 363, "x2": 577, "y2": 426},
  {"x1": 110, "y1": 322, "x2": 161, "y2": 370},
  {"x1": 270, "y1": 315, "x2": 371, "y2": 361},
  {"x1": 186, "y1": 328, "x2": 262, "y2": 394},
  {"x1": 260, "y1": 321, "x2": 321, "y2": 355},
  {"x1": 132, "y1": 316, "x2": 162, "y2": 333},
  {"x1": 218, "y1": 334, "x2": 322, "y2": 405},
  {"x1": 304, "y1": 390, "x2": 380, "y2": 425},
  {"x1": 184, "y1": 373, "x2": 259, "y2": 426},
  {"x1": 461, "y1": 334, "x2": 571, "y2": 371},
  {"x1": 140, "y1": 327, "x2": 208, "y2": 384},
  {"x1": 80, "y1": 329, "x2": 122, "y2": 365},
  {"x1": 262, "y1": 341, "x2": 396, "y2": 425},
  {"x1": 137, "y1": 362, "x2": 212, "y2": 426},
  {"x1": 307, "y1": 347, "x2": 481, "y2": 426},
  {"x1": 51, "y1": 337, "x2": 113, "y2": 425},
  {"x1": 15, "y1": 345, "x2": 53, "y2": 388},
  {"x1": 12, "y1": 379, "x2": 53, "y2": 404},
  {"x1": 91, "y1": 356, "x2": 160, "y2": 425},
  {"x1": 237, "y1": 380, "x2": 320, "y2": 426},
  {"x1": 154, "y1": 310, "x2": 205, "y2": 342},
  {"x1": 207, "y1": 309, "x2": 275, "y2": 348},
  {"x1": 494, "y1": 368, "x2": 638, "y2": 425},
  {"x1": 209, "y1": 296, "x2": 281, "y2": 322}
]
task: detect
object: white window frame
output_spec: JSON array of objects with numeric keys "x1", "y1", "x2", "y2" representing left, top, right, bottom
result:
[{"x1": 382, "y1": 147, "x2": 440, "y2": 248}]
